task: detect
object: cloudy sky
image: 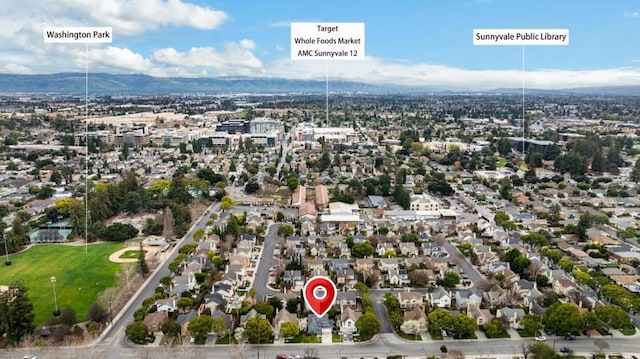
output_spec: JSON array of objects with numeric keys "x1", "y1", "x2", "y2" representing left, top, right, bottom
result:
[{"x1": 2, "y1": 0, "x2": 640, "y2": 89}]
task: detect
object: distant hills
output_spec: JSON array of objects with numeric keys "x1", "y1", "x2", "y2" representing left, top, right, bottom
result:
[{"x1": 0, "y1": 72, "x2": 638, "y2": 96}]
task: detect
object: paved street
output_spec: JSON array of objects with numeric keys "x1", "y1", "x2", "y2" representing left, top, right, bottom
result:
[{"x1": 253, "y1": 223, "x2": 283, "y2": 301}]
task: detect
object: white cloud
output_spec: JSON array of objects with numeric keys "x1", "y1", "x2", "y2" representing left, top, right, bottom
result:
[
  {"x1": 2, "y1": 63, "x2": 32, "y2": 74},
  {"x1": 264, "y1": 56, "x2": 640, "y2": 90},
  {"x1": 150, "y1": 42, "x2": 263, "y2": 76},
  {"x1": 624, "y1": 11, "x2": 640, "y2": 18}
]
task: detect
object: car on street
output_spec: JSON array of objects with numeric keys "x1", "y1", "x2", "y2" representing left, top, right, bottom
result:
[
  {"x1": 564, "y1": 334, "x2": 576, "y2": 340},
  {"x1": 534, "y1": 336, "x2": 547, "y2": 342},
  {"x1": 275, "y1": 355, "x2": 287, "y2": 359},
  {"x1": 560, "y1": 347, "x2": 571, "y2": 353}
]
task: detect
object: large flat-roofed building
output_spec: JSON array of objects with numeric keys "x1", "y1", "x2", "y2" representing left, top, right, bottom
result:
[
  {"x1": 250, "y1": 118, "x2": 284, "y2": 134},
  {"x1": 409, "y1": 194, "x2": 440, "y2": 212},
  {"x1": 507, "y1": 137, "x2": 553, "y2": 153},
  {"x1": 216, "y1": 119, "x2": 249, "y2": 134}
]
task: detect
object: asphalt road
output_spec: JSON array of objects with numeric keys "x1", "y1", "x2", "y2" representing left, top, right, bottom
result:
[
  {"x1": 252, "y1": 223, "x2": 283, "y2": 302},
  {"x1": 17, "y1": 333, "x2": 640, "y2": 358}
]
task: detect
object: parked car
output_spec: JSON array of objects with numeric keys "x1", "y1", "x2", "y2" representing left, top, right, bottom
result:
[
  {"x1": 560, "y1": 347, "x2": 571, "y2": 353},
  {"x1": 564, "y1": 334, "x2": 576, "y2": 340},
  {"x1": 275, "y1": 355, "x2": 288, "y2": 359},
  {"x1": 534, "y1": 336, "x2": 547, "y2": 342}
]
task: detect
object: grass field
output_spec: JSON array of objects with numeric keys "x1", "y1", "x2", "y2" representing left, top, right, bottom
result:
[
  {"x1": 0, "y1": 242, "x2": 124, "y2": 325},
  {"x1": 119, "y1": 250, "x2": 146, "y2": 259}
]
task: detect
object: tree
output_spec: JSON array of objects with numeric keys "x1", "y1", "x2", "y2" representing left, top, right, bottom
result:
[
  {"x1": 548, "y1": 204, "x2": 561, "y2": 226},
  {"x1": 521, "y1": 314, "x2": 542, "y2": 337},
  {"x1": 177, "y1": 297, "x2": 194, "y2": 312},
  {"x1": 162, "y1": 320, "x2": 181, "y2": 338},
  {"x1": 632, "y1": 157, "x2": 640, "y2": 183},
  {"x1": 125, "y1": 321, "x2": 149, "y2": 345},
  {"x1": 211, "y1": 317, "x2": 226, "y2": 336},
  {"x1": 253, "y1": 301, "x2": 275, "y2": 321},
  {"x1": 193, "y1": 228, "x2": 205, "y2": 241},
  {"x1": 355, "y1": 312, "x2": 381, "y2": 338},
  {"x1": 497, "y1": 137, "x2": 512, "y2": 156},
  {"x1": 280, "y1": 321, "x2": 299, "y2": 339},
  {"x1": 138, "y1": 243, "x2": 149, "y2": 277},
  {"x1": 0, "y1": 280, "x2": 35, "y2": 343},
  {"x1": 595, "y1": 305, "x2": 631, "y2": 331},
  {"x1": 451, "y1": 313, "x2": 477, "y2": 339},
  {"x1": 529, "y1": 342, "x2": 559, "y2": 359},
  {"x1": 243, "y1": 316, "x2": 273, "y2": 343},
  {"x1": 277, "y1": 224, "x2": 294, "y2": 238},
  {"x1": 429, "y1": 309, "x2": 453, "y2": 336},
  {"x1": 187, "y1": 315, "x2": 215, "y2": 344},
  {"x1": 543, "y1": 302, "x2": 584, "y2": 336},
  {"x1": 59, "y1": 306, "x2": 76, "y2": 326},
  {"x1": 438, "y1": 271, "x2": 461, "y2": 288},
  {"x1": 400, "y1": 320, "x2": 425, "y2": 337},
  {"x1": 87, "y1": 302, "x2": 106, "y2": 323},
  {"x1": 352, "y1": 241, "x2": 374, "y2": 258},
  {"x1": 383, "y1": 293, "x2": 401, "y2": 313},
  {"x1": 591, "y1": 148, "x2": 606, "y2": 173}
]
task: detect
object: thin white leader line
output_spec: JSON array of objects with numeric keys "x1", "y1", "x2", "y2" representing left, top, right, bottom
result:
[
  {"x1": 85, "y1": 43, "x2": 88, "y2": 254},
  {"x1": 325, "y1": 60, "x2": 329, "y2": 127},
  {"x1": 522, "y1": 45, "x2": 525, "y2": 155}
]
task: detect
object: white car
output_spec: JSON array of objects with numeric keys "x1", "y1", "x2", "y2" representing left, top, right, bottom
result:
[{"x1": 534, "y1": 336, "x2": 547, "y2": 342}]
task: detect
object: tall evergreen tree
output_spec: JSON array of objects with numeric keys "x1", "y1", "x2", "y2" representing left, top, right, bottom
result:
[
  {"x1": 0, "y1": 280, "x2": 35, "y2": 343},
  {"x1": 631, "y1": 158, "x2": 640, "y2": 183}
]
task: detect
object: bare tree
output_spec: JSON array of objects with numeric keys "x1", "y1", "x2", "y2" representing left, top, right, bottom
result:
[
  {"x1": 520, "y1": 342, "x2": 532, "y2": 359},
  {"x1": 116, "y1": 264, "x2": 137, "y2": 292},
  {"x1": 162, "y1": 207, "x2": 174, "y2": 239}
]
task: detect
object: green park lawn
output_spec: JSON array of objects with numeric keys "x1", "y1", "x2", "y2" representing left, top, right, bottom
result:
[
  {"x1": 119, "y1": 250, "x2": 146, "y2": 259},
  {"x1": 0, "y1": 242, "x2": 125, "y2": 325}
]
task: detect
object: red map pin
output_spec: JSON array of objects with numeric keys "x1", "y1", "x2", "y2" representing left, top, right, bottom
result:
[{"x1": 303, "y1": 276, "x2": 337, "y2": 318}]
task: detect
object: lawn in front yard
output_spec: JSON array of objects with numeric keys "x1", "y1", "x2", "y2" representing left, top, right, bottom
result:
[
  {"x1": 0, "y1": 242, "x2": 124, "y2": 325},
  {"x1": 285, "y1": 333, "x2": 320, "y2": 343}
]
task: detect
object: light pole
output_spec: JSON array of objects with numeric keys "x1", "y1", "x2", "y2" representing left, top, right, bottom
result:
[
  {"x1": 51, "y1": 276, "x2": 59, "y2": 316},
  {"x1": 3, "y1": 233, "x2": 10, "y2": 265},
  {"x1": 108, "y1": 296, "x2": 113, "y2": 325}
]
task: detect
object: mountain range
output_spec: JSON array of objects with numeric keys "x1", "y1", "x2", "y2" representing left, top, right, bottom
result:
[{"x1": 0, "y1": 73, "x2": 638, "y2": 96}]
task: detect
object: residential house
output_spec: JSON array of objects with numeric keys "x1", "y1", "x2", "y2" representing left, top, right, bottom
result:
[
  {"x1": 240, "y1": 308, "x2": 266, "y2": 326},
  {"x1": 379, "y1": 258, "x2": 400, "y2": 272},
  {"x1": 306, "y1": 314, "x2": 333, "y2": 335},
  {"x1": 467, "y1": 304, "x2": 493, "y2": 326},
  {"x1": 338, "y1": 307, "x2": 362, "y2": 335},
  {"x1": 336, "y1": 268, "x2": 357, "y2": 288},
  {"x1": 399, "y1": 242, "x2": 418, "y2": 257},
  {"x1": 171, "y1": 272, "x2": 197, "y2": 296},
  {"x1": 403, "y1": 305, "x2": 428, "y2": 331},
  {"x1": 455, "y1": 289, "x2": 482, "y2": 309},
  {"x1": 484, "y1": 284, "x2": 507, "y2": 307},
  {"x1": 156, "y1": 298, "x2": 178, "y2": 313},
  {"x1": 496, "y1": 307, "x2": 526, "y2": 329},
  {"x1": 388, "y1": 268, "x2": 410, "y2": 286},
  {"x1": 282, "y1": 270, "x2": 305, "y2": 288},
  {"x1": 552, "y1": 277, "x2": 578, "y2": 296},
  {"x1": 428, "y1": 286, "x2": 452, "y2": 308},
  {"x1": 143, "y1": 311, "x2": 169, "y2": 333},
  {"x1": 336, "y1": 290, "x2": 358, "y2": 309},
  {"x1": 377, "y1": 242, "x2": 396, "y2": 257},
  {"x1": 354, "y1": 258, "x2": 375, "y2": 272},
  {"x1": 273, "y1": 308, "x2": 299, "y2": 339},
  {"x1": 421, "y1": 242, "x2": 442, "y2": 257},
  {"x1": 176, "y1": 310, "x2": 198, "y2": 336},
  {"x1": 397, "y1": 290, "x2": 425, "y2": 309}
]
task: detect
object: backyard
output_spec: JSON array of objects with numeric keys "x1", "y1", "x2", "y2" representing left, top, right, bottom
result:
[{"x1": 0, "y1": 242, "x2": 124, "y2": 325}]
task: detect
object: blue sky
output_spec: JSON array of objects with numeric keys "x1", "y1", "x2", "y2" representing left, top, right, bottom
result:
[{"x1": 1, "y1": 0, "x2": 639, "y2": 89}]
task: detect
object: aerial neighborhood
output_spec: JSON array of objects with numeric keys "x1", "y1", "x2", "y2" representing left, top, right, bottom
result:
[{"x1": 1, "y1": 93, "x2": 640, "y2": 359}]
